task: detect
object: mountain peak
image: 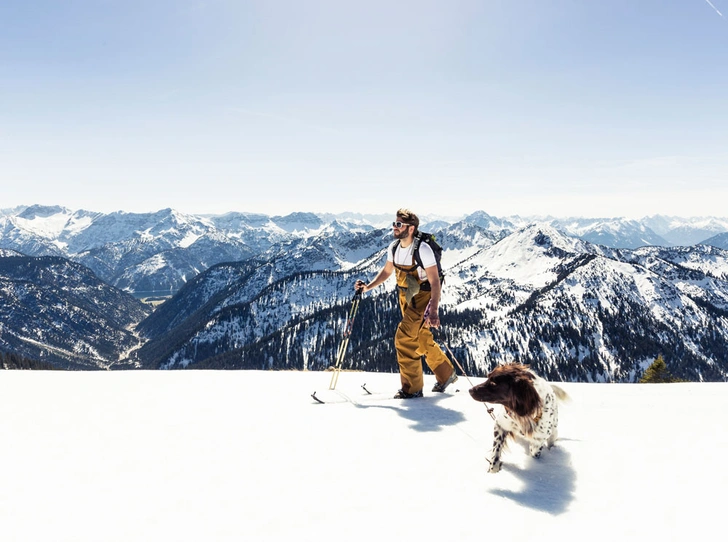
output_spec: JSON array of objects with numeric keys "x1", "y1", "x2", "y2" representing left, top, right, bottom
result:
[
  {"x1": 17, "y1": 204, "x2": 70, "y2": 220},
  {"x1": 271, "y1": 212, "x2": 323, "y2": 233}
]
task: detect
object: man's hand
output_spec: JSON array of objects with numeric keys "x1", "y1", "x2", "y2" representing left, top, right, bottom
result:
[
  {"x1": 425, "y1": 309, "x2": 440, "y2": 328},
  {"x1": 355, "y1": 280, "x2": 368, "y2": 293},
  {"x1": 424, "y1": 300, "x2": 440, "y2": 328}
]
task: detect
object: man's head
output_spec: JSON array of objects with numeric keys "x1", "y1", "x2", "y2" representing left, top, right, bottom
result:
[{"x1": 393, "y1": 208, "x2": 419, "y2": 240}]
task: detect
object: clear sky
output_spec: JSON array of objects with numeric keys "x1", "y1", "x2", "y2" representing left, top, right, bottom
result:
[{"x1": 1, "y1": 0, "x2": 727, "y2": 219}]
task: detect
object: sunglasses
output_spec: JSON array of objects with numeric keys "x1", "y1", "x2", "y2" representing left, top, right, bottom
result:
[{"x1": 392, "y1": 221, "x2": 413, "y2": 228}]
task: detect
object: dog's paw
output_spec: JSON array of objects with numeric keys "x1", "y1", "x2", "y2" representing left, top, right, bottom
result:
[
  {"x1": 529, "y1": 443, "x2": 545, "y2": 458},
  {"x1": 487, "y1": 459, "x2": 502, "y2": 473}
]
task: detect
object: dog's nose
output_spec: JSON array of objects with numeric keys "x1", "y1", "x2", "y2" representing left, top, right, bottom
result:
[{"x1": 469, "y1": 385, "x2": 486, "y2": 402}]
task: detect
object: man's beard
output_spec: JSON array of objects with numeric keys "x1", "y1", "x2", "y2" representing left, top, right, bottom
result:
[{"x1": 393, "y1": 229, "x2": 409, "y2": 240}]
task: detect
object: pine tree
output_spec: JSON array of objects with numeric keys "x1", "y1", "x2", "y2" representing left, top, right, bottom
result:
[{"x1": 639, "y1": 354, "x2": 676, "y2": 383}]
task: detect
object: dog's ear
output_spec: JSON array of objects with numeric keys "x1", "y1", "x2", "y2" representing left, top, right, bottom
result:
[{"x1": 511, "y1": 375, "x2": 541, "y2": 417}]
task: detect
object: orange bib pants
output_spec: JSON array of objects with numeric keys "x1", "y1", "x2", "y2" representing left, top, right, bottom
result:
[{"x1": 393, "y1": 268, "x2": 454, "y2": 394}]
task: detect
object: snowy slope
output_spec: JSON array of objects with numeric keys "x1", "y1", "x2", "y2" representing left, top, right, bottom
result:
[{"x1": 0, "y1": 370, "x2": 724, "y2": 542}]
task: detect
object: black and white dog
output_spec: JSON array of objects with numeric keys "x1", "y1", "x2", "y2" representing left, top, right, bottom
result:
[{"x1": 469, "y1": 363, "x2": 569, "y2": 473}]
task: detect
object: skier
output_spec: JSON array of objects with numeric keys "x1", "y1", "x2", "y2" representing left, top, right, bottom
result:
[{"x1": 355, "y1": 208, "x2": 457, "y2": 398}]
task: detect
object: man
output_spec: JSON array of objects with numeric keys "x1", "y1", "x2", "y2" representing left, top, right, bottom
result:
[{"x1": 355, "y1": 208, "x2": 458, "y2": 398}]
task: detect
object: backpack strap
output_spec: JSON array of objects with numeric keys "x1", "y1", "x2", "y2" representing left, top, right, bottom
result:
[
  {"x1": 412, "y1": 235, "x2": 424, "y2": 269},
  {"x1": 392, "y1": 232, "x2": 424, "y2": 273}
]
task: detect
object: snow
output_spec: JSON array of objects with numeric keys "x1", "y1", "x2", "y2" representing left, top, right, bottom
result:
[
  {"x1": 1, "y1": 370, "x2": 725, "y2": 541},
  {"x1": 14, "y1": 212, "x2": 72, "y2": 239}
]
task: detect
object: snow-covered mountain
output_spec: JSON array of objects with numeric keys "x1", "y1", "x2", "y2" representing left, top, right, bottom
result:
[
  {"x1": 3, "y1": 206, "x2": 728, "y2": 377},
  {"x1": 701, "y1": 232, "x2": 728, "y2": 250},
  {"x1": 0, "y1": 255, "x2": 150, "y2": 368},
  {"x1": 439, "y1": 226, "x2": 728, "y2": 381},
  {"x1": 549, "y1": 218, "x2": 668, "y2": 249},
  {"x1": 3, "y1": 206, "x2": 728, "y2": 296},
  {"x1": 461, "y1": 210, "x2": 517, "y2": 236},
  {"x1": 127, "y1": 224, "x2": 728, "y2": 382},
  {"x1": 132, "y1": 222, "x2": 500, "y2": 368},
  {"x1": 0, "y1": 206, "x2": 389, "y2": 293},
  {"x1": 640, "y1": 215, "x2": 728, "y2": 246},
  {"x1": 1, "y1": 206, "x2": 265, "y2": 293}
]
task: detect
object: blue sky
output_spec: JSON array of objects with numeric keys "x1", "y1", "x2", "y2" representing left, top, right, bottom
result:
[{"x1": 1, "y1": 0, "x2": 727, "y2": 218}]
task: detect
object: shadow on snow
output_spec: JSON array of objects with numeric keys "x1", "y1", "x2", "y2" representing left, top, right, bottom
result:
[
  {"x1": 353, "y1": 393, "x2": 467, "y2": 432},
  {"x1": 488, "y1": 443, "x2": 576, "y2": 515}
]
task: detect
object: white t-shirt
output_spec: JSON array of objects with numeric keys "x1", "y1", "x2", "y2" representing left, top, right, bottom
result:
[{"x1": 387, "y1": 239, "x2": 437, "y2": 281}]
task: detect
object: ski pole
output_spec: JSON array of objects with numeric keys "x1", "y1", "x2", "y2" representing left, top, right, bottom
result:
[
  {"x1": 425, "y1": 301, "x2": 496, "y2": 420},
  {"x1": 440, "y1": 335, "x2": 496, "y2": 420},
  {"x1": 329, "y1": 288, "x2": 363, "y2": 390}
]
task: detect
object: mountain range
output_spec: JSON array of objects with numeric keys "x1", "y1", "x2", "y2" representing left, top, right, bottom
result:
[
  {"x1": 2, "y1": 205, "x2": 728, "y2": 380},
  {"x1": 128, "y1": 223, "x2": 728, "y2": 383},
  {"x1": 3, "y1": 205, "x2": 728, "y2": 296}
]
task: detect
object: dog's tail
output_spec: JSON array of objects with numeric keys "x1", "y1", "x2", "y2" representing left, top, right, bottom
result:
[{"x1": 551, "y1": 384, "x2": 570, "y2": 403}]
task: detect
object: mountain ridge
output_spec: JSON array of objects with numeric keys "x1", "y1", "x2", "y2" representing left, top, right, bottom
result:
[{"x1": 4, "y1": 205, "x2": 728, "y2": 296}]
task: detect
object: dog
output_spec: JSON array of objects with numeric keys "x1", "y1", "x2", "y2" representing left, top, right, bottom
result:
[{"x1": 469, "y1": 363, "x2": 569, "y2": 473}]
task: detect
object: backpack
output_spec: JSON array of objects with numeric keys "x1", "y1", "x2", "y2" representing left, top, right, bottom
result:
[{"x1": 391, "y1": 231, "x2": 444, "y2": 285}]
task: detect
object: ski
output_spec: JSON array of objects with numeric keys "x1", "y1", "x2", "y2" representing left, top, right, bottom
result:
[
  {"x1": 310, "y1": 387, "x2": 395, "y2": 405},
  {"x1": 310, "y1": 384, "x2": 459, "y2": 405}
]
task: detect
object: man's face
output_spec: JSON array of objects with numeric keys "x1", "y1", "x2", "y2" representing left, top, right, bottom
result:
[{"x1": 392, "y1": 218, "x2": 412, "y2": 240}]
